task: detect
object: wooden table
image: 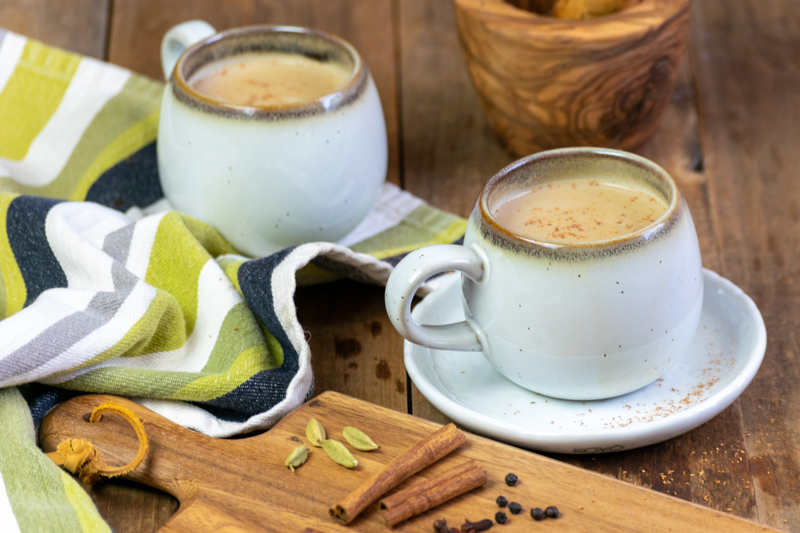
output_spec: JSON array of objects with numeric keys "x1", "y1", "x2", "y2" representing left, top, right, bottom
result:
[{"x1": 4, "y1": 0, "x2": 799, "y2": 531}]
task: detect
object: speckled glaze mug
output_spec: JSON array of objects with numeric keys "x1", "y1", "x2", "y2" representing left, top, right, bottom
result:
[
  {"x1": 158, "y1": 21, "x2": 387, "y2": 256},
  {"x1": 386, "y1": 148, "x2": 704, "y2": 400}
]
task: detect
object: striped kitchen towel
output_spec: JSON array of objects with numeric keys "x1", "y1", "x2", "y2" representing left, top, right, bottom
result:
[{"x1": 0, "y1": 29, "x2": 467, "y2": 532}]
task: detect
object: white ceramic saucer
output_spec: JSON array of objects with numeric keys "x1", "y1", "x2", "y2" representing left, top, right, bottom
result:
[{"x1": 405, "y1": 269, "x2": 766, "y2": 454}]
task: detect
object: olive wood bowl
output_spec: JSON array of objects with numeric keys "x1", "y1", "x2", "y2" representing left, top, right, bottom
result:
[{"x1": 453, "y1": 0, "x2": 692, "y2": 155}]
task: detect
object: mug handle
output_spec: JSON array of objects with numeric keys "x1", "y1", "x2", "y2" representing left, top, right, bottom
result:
[
  {"x1": 385, "y1": 244, "x2": 485, "y2": 352},
  {"x1": 161, "y1": 20, "x2": 217, "y2": 81}
]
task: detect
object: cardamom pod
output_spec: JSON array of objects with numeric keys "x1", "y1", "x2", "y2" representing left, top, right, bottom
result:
[
  {"x1": 322, "y1": 439, "x2": 358, "y2": 468},
  {"x1": 306, "y1": 418, "x2": 326, "y2": 447},
  {"x1": 343, "y1": 426, "x2": 379, "y2": 451},
  {"x1": 284, "y1": 445, "x2": 309, "y2": 472}
]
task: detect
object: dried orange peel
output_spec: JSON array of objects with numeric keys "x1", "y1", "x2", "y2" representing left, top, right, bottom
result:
[{"x1": 46, "y1": 402, "x2": 149, "y2": 485}]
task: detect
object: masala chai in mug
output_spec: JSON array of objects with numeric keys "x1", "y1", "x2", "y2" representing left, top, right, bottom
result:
[
  {"x1": 188, "y1": 52, "x2": 353, "y2": 107},
  {"x1": 385, "y1": 148, "x2": 703, "y2": 400},
  {"x1": 158, "y1": 22, "x2": 388, "y2": 256},
  {"x1": 492, "y1": 178, "x2": 668, "y2": 242}
]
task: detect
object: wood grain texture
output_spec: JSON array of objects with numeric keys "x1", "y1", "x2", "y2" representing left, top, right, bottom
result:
[
  {"x1": 107, "y1": 0, "x2": 400, "y2": 186},
  {"x1": 39, "y1": 392, "x2": 780, "y2": 533},
  {"x1": 297, "y1": 281, "x2": 407, "y2": 414},
  {"x1": 398, "y1": 0, "x2": 514, "y2": 218},
  {"x1": 0, "y1": 0, "x2": 109, "y2": 59},
  {"x1": 690, "y1": 0, "x2": 800, "y2": 530},
  {"x1": 453, "y1": 0, "x2": 692, "y2": 155},
  {"x1": 410, "y1": 382, "x2": 452, "y2": 426},
  {"x1": 84, "y1": 481, "x2": 178, "y2": 533}
]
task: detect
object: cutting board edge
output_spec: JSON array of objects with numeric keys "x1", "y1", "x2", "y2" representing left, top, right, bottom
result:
[{"x1": 303, "y1": 391, "x2": 778, "y2": 532}]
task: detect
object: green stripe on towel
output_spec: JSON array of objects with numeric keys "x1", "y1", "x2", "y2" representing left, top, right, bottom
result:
[
  {"x1": 0, "y1": 41, "x2": 80, "y2": 161},
  {"x1": 200, "y1": 302, "x2": 281, "y2": 374},
  {"x1": 0, "y1": 388, "x2": 110, "y2": 533},
  {"x1": 145, "y1": 213, "x2": 233, "y2": 339},
  {"x1": 0, "y1": 193, "x2": 25, "y2": 318},
  {"x1": 56, "y1": 300, "x2": 280, "y2": 401},
  {"x1": 0, "y1": 75, "x2": 161, "y2": 199},
  {"x1": 351, "y1": 204, "x2": 468, "y2": 258}
]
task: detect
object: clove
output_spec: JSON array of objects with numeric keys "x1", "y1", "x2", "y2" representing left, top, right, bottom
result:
[{"x1": 462, "y1": 518, "x2": 493, "y2": 532}]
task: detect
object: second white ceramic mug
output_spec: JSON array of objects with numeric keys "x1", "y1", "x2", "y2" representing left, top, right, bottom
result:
[
  {"x1": 386, "y1": 148, "x2": 704, "y2": 400},
  {"x1": 158, "y1": 21, "x2": 388, "y2": 256}
]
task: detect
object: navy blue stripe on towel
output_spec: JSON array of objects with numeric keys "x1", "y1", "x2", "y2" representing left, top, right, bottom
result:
[{"x1": 7, "y1": 196, "x2": 67, "y2": 307}]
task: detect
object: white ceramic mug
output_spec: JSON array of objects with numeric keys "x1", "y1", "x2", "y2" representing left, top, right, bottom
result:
[
  {"x1": 158, "y1": 21, "x2": 387, "y2": 256},
  {"x1": 385, "y1": 148, "x2": 704, "y2": 400}
]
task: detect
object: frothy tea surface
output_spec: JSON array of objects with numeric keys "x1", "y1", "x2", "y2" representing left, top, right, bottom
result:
[
  {"x1": 492, "y1": 179, "x2": 668, "y2": 242},
  {"x1": 188, "y1": 52, "x2": 352, "y2": 107}
]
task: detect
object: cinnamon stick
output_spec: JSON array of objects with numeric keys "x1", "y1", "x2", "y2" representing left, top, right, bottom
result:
[
  {"x1": 329, "y1": 423, "x2": 466, "y2": 524},
  {"x1": 380, "y1": 460, "x2": 487, "y2": 527}
]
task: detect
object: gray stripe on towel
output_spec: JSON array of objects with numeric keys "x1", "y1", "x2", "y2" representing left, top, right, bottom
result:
[
  {"x1": 103, "y1": 223, "x2": 135, "y2": 266},
  {"x1": 0, "y1": 288, "x2": 132, "y2": 381}
]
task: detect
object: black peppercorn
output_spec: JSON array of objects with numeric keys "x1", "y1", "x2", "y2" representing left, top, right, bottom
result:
[
  {"x1": 508, "y1": 502, "x2": 522, "y2": 515},
  {"x1": 495, "y1": 511, "x2": 507, "y2": 524},
  {"x1": 496, "y1": 495, "x2": 508, "y2": 508},
  {"x1": 530, "y1": 507, "x2": 545, "y2": 521},
  {"x1": 545, "y1": 506, "x2": 559, "y2": 519},
  {"x1": 504, "y1": 473, "x2": 518, "y2": 486}
]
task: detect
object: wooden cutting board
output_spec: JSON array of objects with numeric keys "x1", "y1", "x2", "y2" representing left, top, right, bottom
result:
[{"x1": 39, "y1": 391, "x2": 777, "y2": 533}]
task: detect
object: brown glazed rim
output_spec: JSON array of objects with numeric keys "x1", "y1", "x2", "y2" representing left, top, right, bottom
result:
[
  {"x1": 172, "y1": 25, "x2": 367, "y2": 119},
  {"x1": 479, "y1": 147, "x2": 681, "y2": 251}
]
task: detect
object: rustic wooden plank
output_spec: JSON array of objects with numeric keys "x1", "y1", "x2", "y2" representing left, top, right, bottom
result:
[
  {"x1": 297, "y1": 281, "x2": 408, "y2": 414},
  {"x1": 397, "y1": 0, "x2": 515, "y2": 219},
  {"x1": 0, "y1": 0, "x2": 108, "y2": 59},
  {"x1": 409, "y1": 382, "x2": 451, "y2": 426},
  {"x1": 107, "y1": 0, "x2": 400, "y2": 186},
  {"x1": 691, "y1": 0, "x2": 800, "y2": 529},
  {"x1": 85, "y1": 480, "x2": 178, "y2": 533}
]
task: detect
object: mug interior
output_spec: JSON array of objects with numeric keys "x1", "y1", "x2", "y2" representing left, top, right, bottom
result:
[
  {"x1": 174, "y1": 26, "x2": 364, "y2": 116},
  {"x1": 482, "y1": 148, "x2": 679, "y2": 246}
]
